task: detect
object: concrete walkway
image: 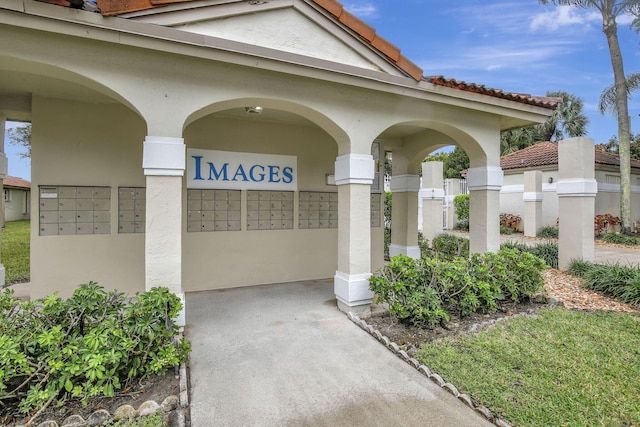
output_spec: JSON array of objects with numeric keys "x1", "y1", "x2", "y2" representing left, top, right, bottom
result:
[{"x1": 185, "y1": 280, "x2": 493, "y2": 427}]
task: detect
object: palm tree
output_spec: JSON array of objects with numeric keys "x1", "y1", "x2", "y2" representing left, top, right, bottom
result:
[
  {"x1": 598, "y1": 72, "x2": 640, "y2": 114},
  {"x1": 500, "y1": 91, "x2": 588, "y2": 155},
  {"x1": 539, "y1": 91, "x2": 589, "y2": 142},
  {"x1": 539, "y1": 0, "x2": 636, "y2": 234}
]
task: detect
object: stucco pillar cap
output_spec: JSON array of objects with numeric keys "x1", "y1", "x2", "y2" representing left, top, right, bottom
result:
[
  {"x1": 556, "y1": 179, "x2": 598, "y2": 197},
  {"x1": 467, "y1": 166, "x2": 503, "y2": 191},
  {"x1": 334, "y1": 153, "x2": 375, "y2": 185},
  {"x1": 390, "y1": 174, "x2": 420, "y2": 192},
  {"x1": 420, "y1": 188, "x2": 445, "y2": 200},
  {"x1": 143, "y1": 136, "x2": 186, "y2": 176}
]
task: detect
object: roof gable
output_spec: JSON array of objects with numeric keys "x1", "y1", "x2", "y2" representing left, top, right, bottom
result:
[
  {"x1": 169, "y1": 7, "x2": 391, "y2": 73},
  {"x1": 96, "y1": 0, "x2": 424, "y2": 80}
]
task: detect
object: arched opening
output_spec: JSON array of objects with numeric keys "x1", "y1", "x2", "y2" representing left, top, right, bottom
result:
[{"x1": 181, "y1": 100, "x2": 347, "y2": 291}]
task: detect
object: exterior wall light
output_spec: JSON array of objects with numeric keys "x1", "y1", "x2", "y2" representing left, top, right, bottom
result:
[{"x1": 245, "y1": 106, "x2": 263, "y2": 115}]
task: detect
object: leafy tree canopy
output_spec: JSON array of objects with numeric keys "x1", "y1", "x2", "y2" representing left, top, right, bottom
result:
[
  {"x1": 6, "y1": 123, "x2": 31, "y2": 159},
  {"x1": 596, "y1": 133, "x2": 640, "y2": 160}
]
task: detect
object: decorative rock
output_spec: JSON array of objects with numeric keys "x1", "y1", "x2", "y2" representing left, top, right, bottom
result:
[
  {"x1": 442, "y1": 382, "x2": 459, "y2": 397},
  {"x1": 373, "y1": 330, "x2": 382, "y2": 340},
  {"x1": 417, "y1": 365, "x2": 431, "y2": 377},
  {"x1": 532, "y1": 294, "x2": 548, "y2": 304},
  {"x1": 113, "y1": 404, "x2": 136, "y2": 419},
  {"x1": 347, "y1": 312, "x2": 356, "y2": 321},
  {"x1": 381, "y1": 336, "x2": 390, "y2": 346},
  {"x1": 61, "y1": 414, "x2": 86, "y2": 426},
  {"x1": 365, "y1": 324, "x2": 374, "y2": 334},
  {"x1": 36, "y1": 421, "x2": 58, "y2": 427},
  {"x1": 429, "y1": 373, "x2": 445, "y2": 387},
  {"x1": 389, "y1": 342, "x2": 400, "y2": 353},
  {"x1": 495, "y1": 418, "x2": 513, "y2": 427},
  {"x1": 457, "y1": 393, "x2": 474, "y2": 408},
  {"x1": 86, "y1": 410, "x2": 110, "y2": 426},
  {"x1": 398, "y1": 350, "x2": 410, "y2": 361},
  {"x1": 475, "y1": 406, "x2": 494, "y2": 421},
  {"x1": 137, "y1": 400, "x2": 161, "y2": 416},
  {"x1": 408, "y1": 358, "x2": 420, "y2": 368},
  {"x1": 169, "y1": 409, "x2": 186, "y2": 427},
  {"x1": 161, "y1": 395, "x2": 179, "y2": 412},
  {"x1": 179, "y1": 363, "x2": 189, "y2": 408}
]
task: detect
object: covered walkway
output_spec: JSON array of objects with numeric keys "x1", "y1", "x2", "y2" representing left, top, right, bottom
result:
[{"x1": 185, "y1": 280, "x2": 492, "y2": 426}]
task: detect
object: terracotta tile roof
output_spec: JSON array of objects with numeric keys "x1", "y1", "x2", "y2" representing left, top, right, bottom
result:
[
  {"x1": 3, "y1": 176, "x2": 31, "y2": 189},
  {"x1": 500, "y1": 141, "x2": 640, "y2": 170},
  {"x1": 33, "y1": 0, "x2": 560, "y2": 110},
  {"x1": 426, "y1": 76, "x2": 561, "y2": 110}
]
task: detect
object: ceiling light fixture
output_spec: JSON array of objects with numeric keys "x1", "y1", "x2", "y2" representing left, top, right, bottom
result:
[{"x1": 245, "y1": 106, "x2": 263, "y2": 115}]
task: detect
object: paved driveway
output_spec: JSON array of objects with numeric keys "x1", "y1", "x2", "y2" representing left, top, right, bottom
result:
[{"x1": 185, "y1": 280, "x2": 492, "y2": 426}]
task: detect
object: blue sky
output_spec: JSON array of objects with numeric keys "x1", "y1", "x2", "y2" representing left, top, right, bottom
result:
[
  {"x1": 4, "y1": 0, "x2": 640, "y2": 181},
  {"x1": 346, "y1": 0, "x2": 640, "y2": 141}
]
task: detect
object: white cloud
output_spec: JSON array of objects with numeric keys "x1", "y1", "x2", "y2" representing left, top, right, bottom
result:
[
  {"x1": 343, "y1": 2, "x2": 377, "y2": 18},
  {"x1": 530, "y1": 6, "x2": 600, "y2": 32}
]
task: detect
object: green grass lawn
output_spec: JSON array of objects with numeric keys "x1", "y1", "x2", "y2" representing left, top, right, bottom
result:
[
  {"x1": 2, "y1": 220, "x2": 30, "y2": 284},
  {"x1": 416, "y1": 308, "x2": 640, "y2": 427}
]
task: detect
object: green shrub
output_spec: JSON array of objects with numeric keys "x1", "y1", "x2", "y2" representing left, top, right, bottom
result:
[
  {"x1": 370, "y1": 249, "x2": 546, "y2": 325},
  {"x1": 453, "y1": 194, "x2": 469, "y2": 221},
  {"x1": 0, "y1": 283, "x2": 190, "y2": 416},
  {"x1": 500, "y1": 241, "x2": 558, "y2": 269},
  {"x1": 432, "y1": 233, "x2": 469, "y2": 258},
  {"x1": 528, "y1": 242, "x2": 559, "y2": 269},
  {"x1": 537, "y1": 225, "x2": 559, "y2": 239},
  {"x1": 452, "y1": 219, "x2": 469, "y2": 231},
  {"x1": 601, "y1": 233, "x2": 640, "y2": 246},
  {"x1": 418, "y1": 232, "x2": 429, "y2": 258},
  {"x1": 567, "y1": 259, "x2": 594, "y2": 277},
  {"x1": 369, "y1": 255, "x2": 449, "y2": 327},
  {"x1": 500, "y1": 226, "x2": 514, "y2": 235},
  {"x1": 583, "y1": 264, "x2": 640, "y2": 306}
]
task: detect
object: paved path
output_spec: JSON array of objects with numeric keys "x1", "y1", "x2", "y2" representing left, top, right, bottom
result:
[{"x1": 185, "y1": 280, "x2": 493, "y2": 427}]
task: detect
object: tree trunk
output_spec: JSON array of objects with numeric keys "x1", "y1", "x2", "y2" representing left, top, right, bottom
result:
[{"x1": 603, "y1": 12, "x2": 632, "y2": 234}]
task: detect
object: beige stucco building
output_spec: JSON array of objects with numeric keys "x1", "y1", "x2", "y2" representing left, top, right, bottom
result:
[
  {"x1": 3, "y1": 175, "x2": 30, "y2": 222},
  {"x1": 0, "y1": 0, "x2": 558, "y2": 319},
  {"x1": 500, "y1": 142, "x2": 640, "y2": 232}
]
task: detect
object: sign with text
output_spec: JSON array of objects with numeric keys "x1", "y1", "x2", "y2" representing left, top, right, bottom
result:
[{"x1": 186, "y1": 149, "x2": 298, "y2": 191}]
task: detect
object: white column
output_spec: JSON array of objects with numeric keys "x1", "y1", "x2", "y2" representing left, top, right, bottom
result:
[
  {"x1": 334, "y1": 153, "x2": 375, "y2": 315},
  {"x1": 523, "y1": 171, "x2": 543, "y2": 237},
  {"x1": 143, "y1": 136, "x2": 186, "y2": 326},
  {"x1": 558, "y1": 137, "x2": 596, "y2": 269},
  {"x1": 389, "y1": 174, "x2": 421, "y2": 259},
  {"x1": 420, "y1": 161, "x2": 444, "y2": 245},
  {"x1": 467, "y1": 166, "x2": 503, "y2": 254},
  {"x1": 445, "y1": 178, "x2": 461, "y2": 230},
  {"x1": 0, "y1": 115, "x2": 7, "y2": 286}
]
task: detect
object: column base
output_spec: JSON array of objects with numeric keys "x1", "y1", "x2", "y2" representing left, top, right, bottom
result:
[
  {"x1": 389, "y1": 244, "x2": 421, "y2": 259},
  {"x1": 175, "y1": 292, "x2": 186, "y2": 328},
  {"x1": 334, "y1": 271, "x2": 373, "y2": 316},
  {"x1": 337, "y1": 300, "x2": 372, "y2": 317}
]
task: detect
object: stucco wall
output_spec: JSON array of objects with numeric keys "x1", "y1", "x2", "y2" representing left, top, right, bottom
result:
[
  {"x1": 501, "y1": 168, "x2": 640, "y2": 234},
  {"x1": 30, "y1": 97, "x2": 147, "y2": 299},
  {"x1": 29, "y1": 97, "x2": 385, "y2": 297},
  {"x1": 4, "y1": 188, "x2": 30, "y2": 222},
  {"x1": 182, "y1": 115, "x2": 384, "y2": 291}
]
